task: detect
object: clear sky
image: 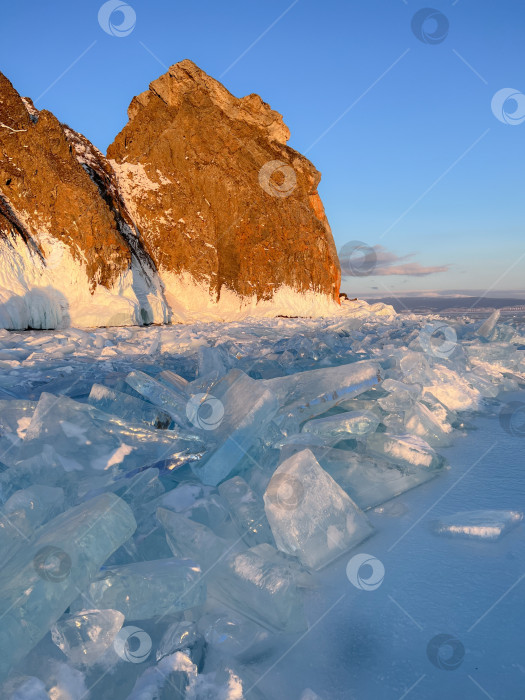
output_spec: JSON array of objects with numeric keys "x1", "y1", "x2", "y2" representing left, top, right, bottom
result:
[{"x1": 1, "y1": 0, "x2": 524, "y2": 298}]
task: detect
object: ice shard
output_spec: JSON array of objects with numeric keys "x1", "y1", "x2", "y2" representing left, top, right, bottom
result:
[
  {"x1": 80, "y1": 558, "x2": 206, "y2": 619},
  {"x1": 367, "y1": 433, "x2": 445, "y2": 470},
  {"x1": 0, "y1": 493, "x2": 136, "y2": 681},
  {"x1": 8, "y1": 393, "x2": 202, "y2": 475},
  {"x1": 0, "y1": 399, "x2": 36, "y2": 455},
  {"x1": 156, "y1": 620, "x2": 202, "y2": 662},
  {"x1": 264, "y1": 360, "x2": 381, "y2": 428},
  {"x1": 264, "y1": 449, "x2": 373, "y2": 570},
  {"x1": 476, "y1": 309, "x2": 500, "y2": 339},
  {"x1": 377, "y1": 379, "x2": 420, "y2": 411},
  {"x1": 210, "y1": 544, "x2": 307, "y2": 633},
  {"x1": 157, "y1": 506, "x2": 231, "y2": 569},
  {"x1": 403, "y1": 402, "x2": 453, "y2": 447},
  {"x1": 51, "y1": 609, "x2": 125, "y2": 665},
  {"x1": 191, "y1": 370, "x2": 279, "y2": 486},
  {"x1": 88, "y1": 384, "x2": 172, "y2": 429},
  {"x1": 125, "y1": 370, "x2": 189, "y2": 426},
  {"x1": 199, "y1": 609, "x2": 271, "y2": 661},
  {"x1": 218, "y1": 476, "x2": 274, "y2": 546},
  {"x1": 157, "y1": 369, "x2": 190, "y2": 395},
  {"x1": 127, "y1": 651, "x2": 198, "y2": 700},
  {"x1": 314, "y1": 448, "x2": 440, "y2": 510},
  {"x1": 301, "y1": 410, "x2": 380, "y2": 442},
  {"x1": 0, "y1": 485, "x2": 64, "y2": 562}
]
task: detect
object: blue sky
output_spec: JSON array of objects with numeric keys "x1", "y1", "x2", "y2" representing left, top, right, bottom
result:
[{"x1": 1, "y1": 0, "x2": 524, "y2": 298}]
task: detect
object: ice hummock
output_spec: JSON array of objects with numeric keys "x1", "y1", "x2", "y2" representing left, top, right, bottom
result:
[{"x1": 0, "y1": 303, "x2": 523, "y2": 697}]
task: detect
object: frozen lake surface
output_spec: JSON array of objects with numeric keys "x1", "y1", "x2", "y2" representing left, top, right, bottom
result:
[{"x1": 0, "y1": 303, "x2": 523, "y2": 699}]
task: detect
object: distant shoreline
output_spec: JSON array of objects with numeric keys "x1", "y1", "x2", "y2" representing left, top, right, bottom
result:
[{"x1": 361, "y1": 296, "x2": 525, "y2": 314}]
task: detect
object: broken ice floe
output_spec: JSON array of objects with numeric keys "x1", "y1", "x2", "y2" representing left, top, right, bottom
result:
[{"x1": 0, "y1": 306, "x2": 523, "y2": 695}]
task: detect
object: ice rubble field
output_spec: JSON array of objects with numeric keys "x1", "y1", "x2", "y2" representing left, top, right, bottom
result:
[{"x1": 0, "y1": 302, "x2": 524, "y2": 699}]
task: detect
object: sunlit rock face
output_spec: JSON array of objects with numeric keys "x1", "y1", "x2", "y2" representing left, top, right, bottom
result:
[
  {"x1": 0, "y1": 61, "x2": 340, "y2": 329},
  {"x1": 108, "y1": 59, "x2": 341, "y2": 308}
]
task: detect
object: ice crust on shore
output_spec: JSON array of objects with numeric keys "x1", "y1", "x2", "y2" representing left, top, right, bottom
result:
[{"x1": 0, "y1": 304, "x2": 523, "y2": 697}]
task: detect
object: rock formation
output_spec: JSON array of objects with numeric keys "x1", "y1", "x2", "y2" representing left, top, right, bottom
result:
[{"x1": 0, "y1": 60, "x2": 340, "y2": 329}]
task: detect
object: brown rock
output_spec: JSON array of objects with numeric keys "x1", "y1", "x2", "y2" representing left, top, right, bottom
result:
[
  {"x1": 0, "y1": 72, "x2": 131, "y2": 291},
  {"x1": 107, "y1": 59, "x2": 340, "y2": 304},
  {"x1": 0, "y1": 61, "x2": 340, "y2": 328}
]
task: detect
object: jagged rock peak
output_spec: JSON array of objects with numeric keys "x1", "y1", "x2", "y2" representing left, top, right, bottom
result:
[{"x1": 130, "y1": 59, "x2": 291, "y2": 145}]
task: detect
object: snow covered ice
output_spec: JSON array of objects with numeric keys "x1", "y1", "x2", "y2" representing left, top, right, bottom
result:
[
  {"x1": 0, "y1": 300, "x2": 523, "y2": 697},
  {"x1": 428, "y1": 509, "x2": 523, "y2": 541}
]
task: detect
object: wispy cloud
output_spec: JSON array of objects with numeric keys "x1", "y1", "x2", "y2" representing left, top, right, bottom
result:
[
  {"x1": 372, "y1": 246, "x2": 449, "y2": 276},
  {"x1": 340, "y1": 244, "x2": 449, "y2": 277}
]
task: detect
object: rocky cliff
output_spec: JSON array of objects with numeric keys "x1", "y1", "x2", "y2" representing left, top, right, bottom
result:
[{"x1": 0, "y1": 60, "x2": 340, "y2": 329}]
